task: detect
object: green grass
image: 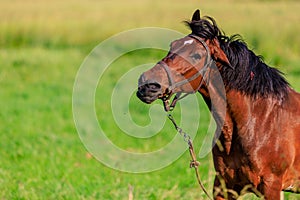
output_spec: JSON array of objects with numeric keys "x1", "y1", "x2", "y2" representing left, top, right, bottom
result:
[{"x1": 0, "y1": 0, "x2": 300, "y2": 199}]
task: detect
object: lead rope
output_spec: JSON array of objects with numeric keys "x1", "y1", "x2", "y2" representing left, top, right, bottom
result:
[{"x1": 167, "y1": 113, "x2": 213, "y2": 200}]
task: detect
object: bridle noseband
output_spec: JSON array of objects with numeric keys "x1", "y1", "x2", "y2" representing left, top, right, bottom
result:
[{"x1": 160, "y1": 34, "x2": 213, "y2": 111}]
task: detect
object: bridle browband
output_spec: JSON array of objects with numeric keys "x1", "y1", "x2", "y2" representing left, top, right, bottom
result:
[{"x1": 160, "y1": 34, "x2": 213, "y2": 111}]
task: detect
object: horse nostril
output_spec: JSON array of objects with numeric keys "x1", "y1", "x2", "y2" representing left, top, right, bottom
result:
[
  {"x1": 137, "y1": 81, "x2": 162, "y2": 96},
  {"x1": 145, "y1": 82, "x2": 161, "y2": 92},
  {"x1": 147, "y1": 82, "x2": 161, "y2": 89}
]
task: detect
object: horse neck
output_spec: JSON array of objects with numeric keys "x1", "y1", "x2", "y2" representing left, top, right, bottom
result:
[
  {"x1": 198, "y1": 66, "x2": 291, "y2": 154},
  {"x1": 198, "y1": 76, "x2": 259, "y2": 129},
  {"x1": 225, "y1": 90, "x2": 285, "y2": 127},
  {"x1": 199, "y1": 82, "x2": 281, "y2": 129},
  {"x1": 198, "y1": 64, "x2": 259, "y2": 127}
]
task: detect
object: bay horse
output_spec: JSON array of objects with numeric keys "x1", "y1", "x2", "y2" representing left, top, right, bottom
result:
[{"x1": 136, "y1": 10, "x2": 300, "y2": 199}]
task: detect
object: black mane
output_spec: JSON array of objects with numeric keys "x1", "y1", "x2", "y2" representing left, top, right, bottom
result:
[{"x1": 185, "y1": 16, "x2": 289, "y2": 99}]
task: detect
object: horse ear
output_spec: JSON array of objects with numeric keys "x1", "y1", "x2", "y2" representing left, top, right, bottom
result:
[
  {"x1": 210, "y1": 39, "x2": 234, "y2": 69},
  {"x1": 192, "y1": 9, "x2": 201, "y2": 21}
]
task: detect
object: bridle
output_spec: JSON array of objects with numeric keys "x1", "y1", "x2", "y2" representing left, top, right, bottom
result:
[{"x1": 160, "y1": 34, "x2": 214, "y2": 111}]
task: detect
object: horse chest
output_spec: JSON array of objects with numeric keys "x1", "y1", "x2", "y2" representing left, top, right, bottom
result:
[{"x1": 212, "y1": 139, "x2": 261, "y2": 187}]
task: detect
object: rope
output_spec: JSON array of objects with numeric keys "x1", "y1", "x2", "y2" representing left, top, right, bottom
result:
[
  {"x1": 167, "y1": 113, "x2": 213, "y2": 200},
  {"x1": 188, "y1": 140, "x2": 213, "y2": 200}
]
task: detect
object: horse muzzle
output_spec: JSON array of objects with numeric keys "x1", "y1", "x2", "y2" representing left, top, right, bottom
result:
[{"x1": 136, "y1": 74, "x2": 163, "y2": 104}]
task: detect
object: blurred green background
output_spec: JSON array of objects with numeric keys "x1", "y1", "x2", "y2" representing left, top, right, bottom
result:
[{"x1": 1, "y1": 0, "x2": 300, "y2": 199}]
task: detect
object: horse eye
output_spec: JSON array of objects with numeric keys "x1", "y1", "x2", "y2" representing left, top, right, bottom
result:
[{"x1": 191, "y1": 53, "x2": 201, "y2": 60}]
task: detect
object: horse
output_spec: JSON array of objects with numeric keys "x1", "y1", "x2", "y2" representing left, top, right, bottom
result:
[{"x1": 136, "y1": 9, "x2": 300, "y2": 200}]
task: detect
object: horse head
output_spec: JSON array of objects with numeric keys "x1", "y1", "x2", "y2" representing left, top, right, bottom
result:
[{"x1": 137, "y1": 10, "x2": 231, "y2": 107}]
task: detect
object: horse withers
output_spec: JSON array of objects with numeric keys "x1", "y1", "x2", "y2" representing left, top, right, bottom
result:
[{"x1": 136, "y1": 10, "x2": 300, "y2": 200}]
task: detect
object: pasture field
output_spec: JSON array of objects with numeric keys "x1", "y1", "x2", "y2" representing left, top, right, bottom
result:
[{"x1": 1, "y1": 0, "x2": 300, "y2": 199}]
